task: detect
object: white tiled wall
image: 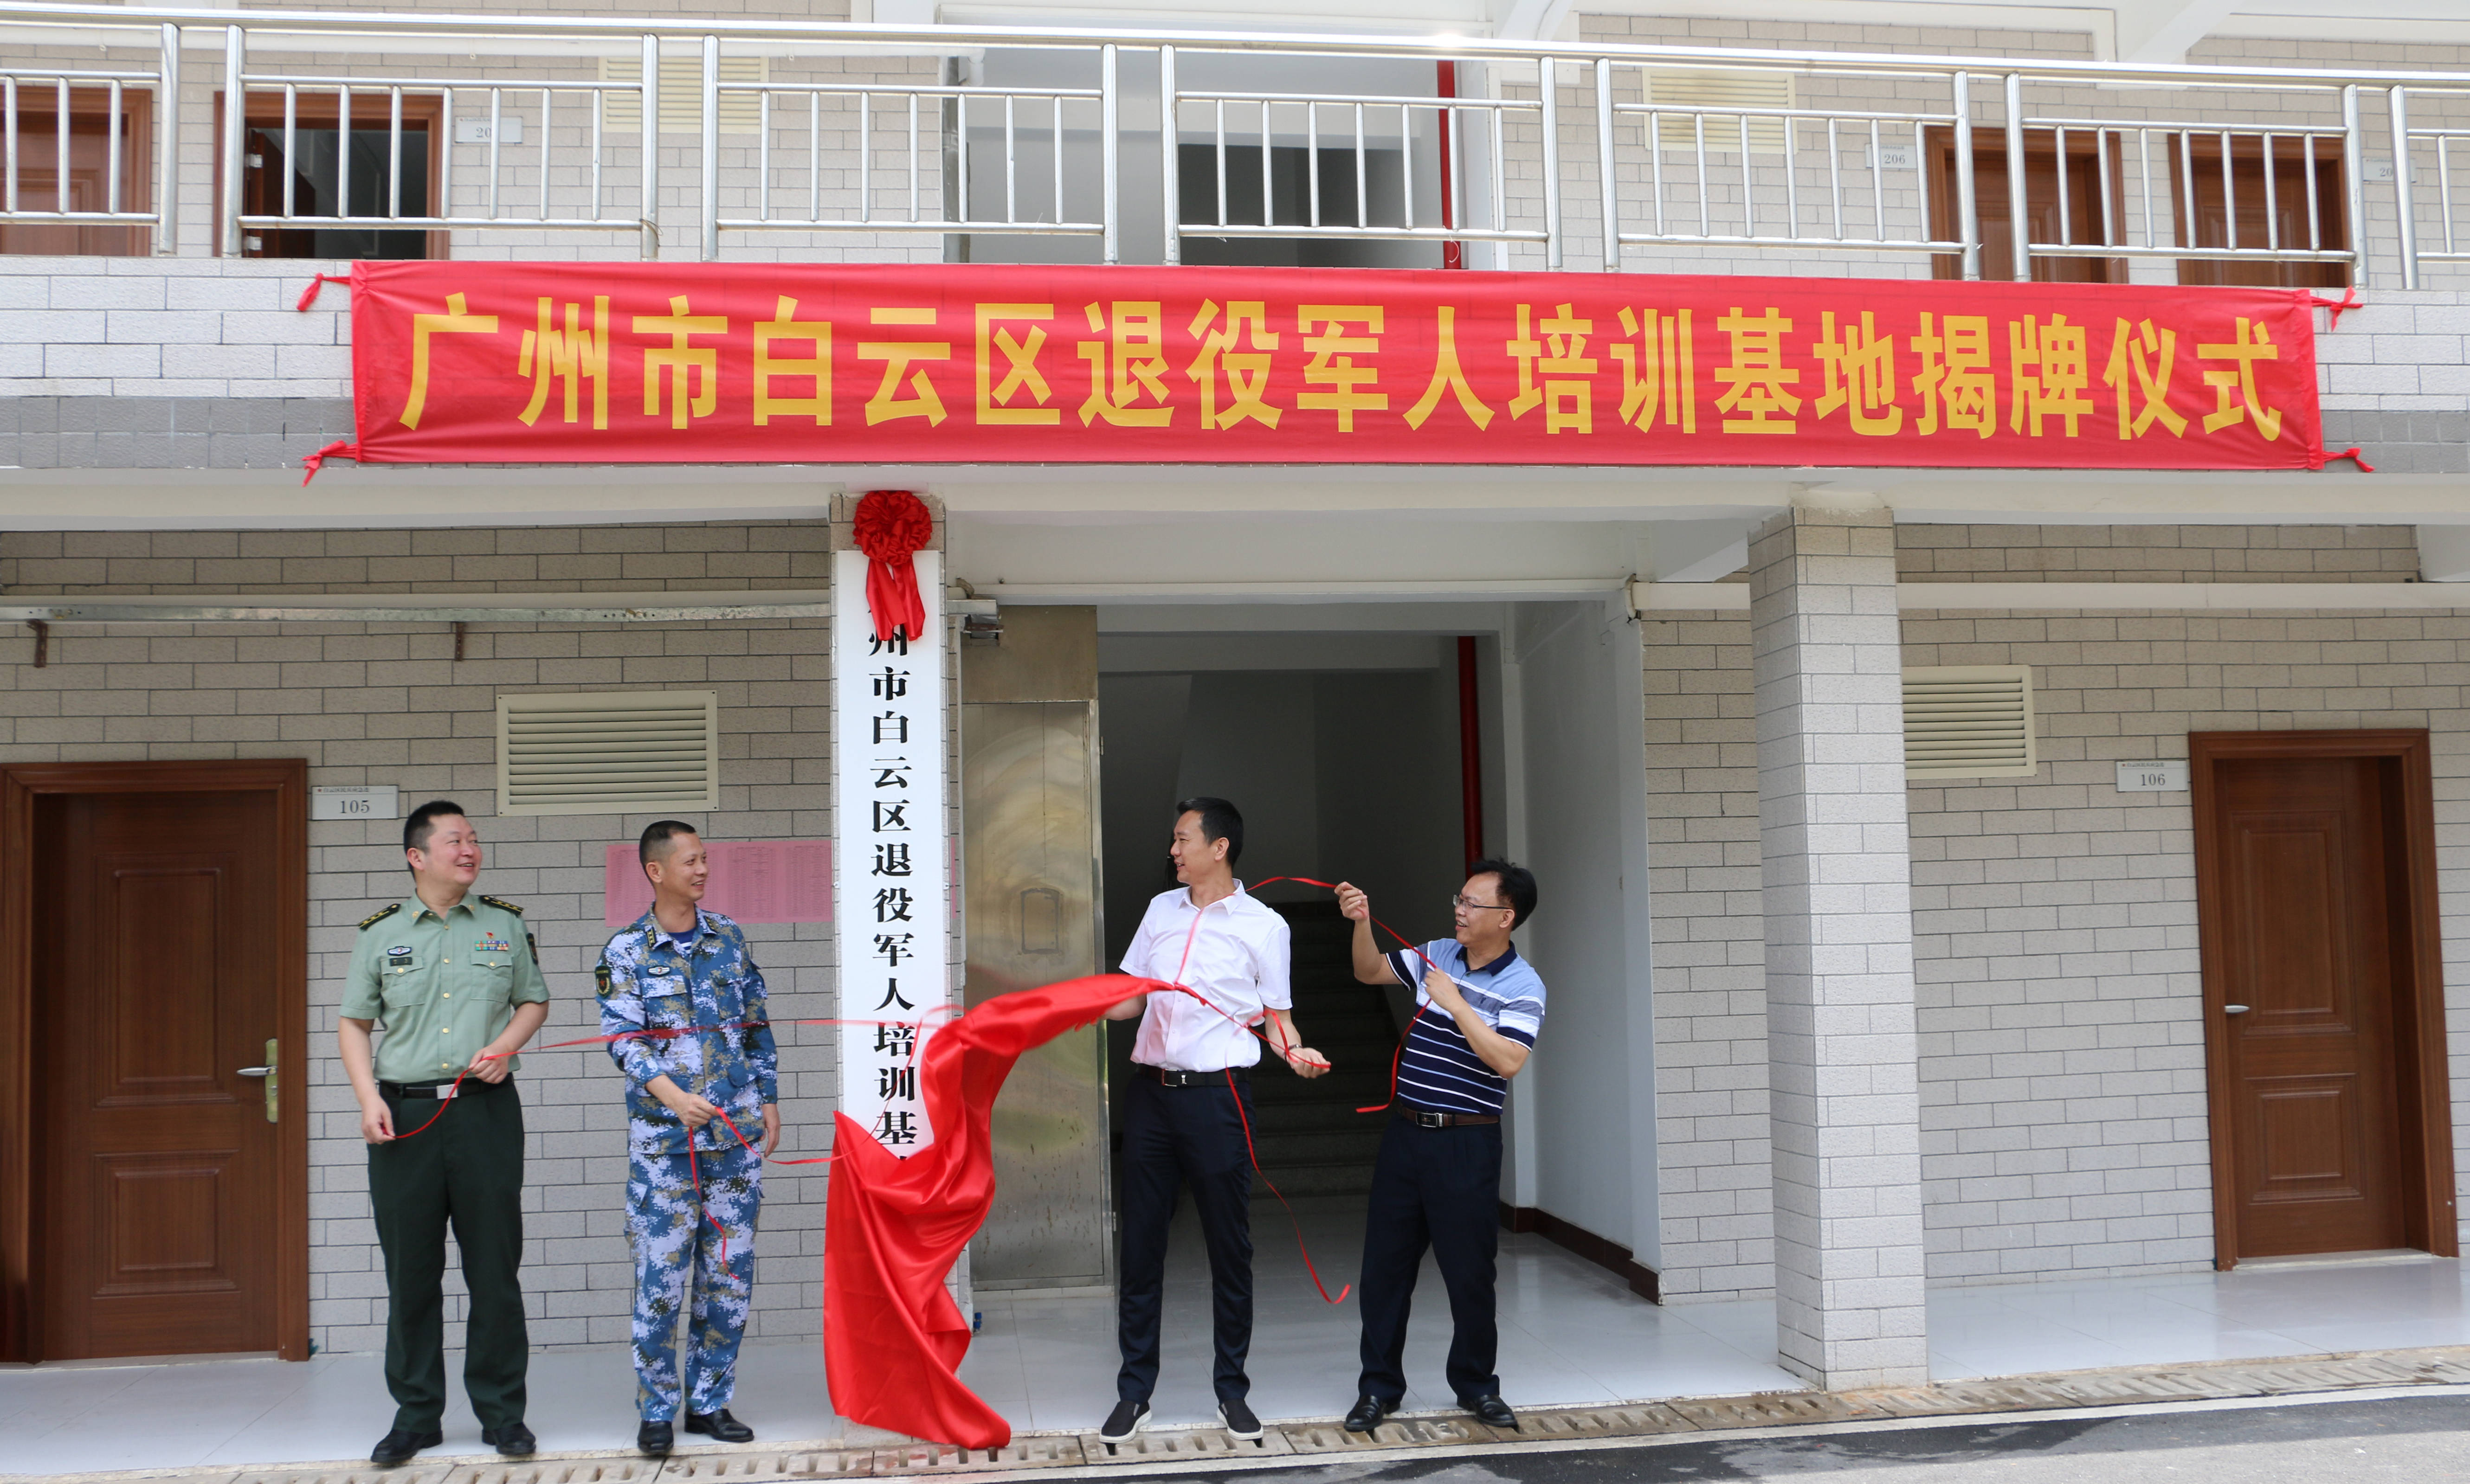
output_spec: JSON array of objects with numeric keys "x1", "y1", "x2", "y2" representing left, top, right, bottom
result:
[
  {"x1": 0, "y1": 522, "x2": 841, "y2": 1355},
  {"x1": 1647, "y1": 523, "x2": 2470, "y2": 1303}
]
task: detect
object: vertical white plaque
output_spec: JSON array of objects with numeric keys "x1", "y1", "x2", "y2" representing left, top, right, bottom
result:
[{"x1": 833, "y1": 546, "x2": 948, "y2": 1153}]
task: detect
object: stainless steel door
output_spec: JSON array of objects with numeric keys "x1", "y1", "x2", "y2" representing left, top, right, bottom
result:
[{"x1": 961, "y1": 699, "x2": 1111, "y2": 1289}]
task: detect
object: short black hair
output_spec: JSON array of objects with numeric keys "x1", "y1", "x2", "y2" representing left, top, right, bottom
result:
[
  {"x1": 640, "y1": 819, "x2": 701, "y2": 867},
  {"x1": 1176, "y1": 796, "x2": 1243, "y2": 867},
  {"x1": 403, "y1": 799, "x2": 468, "y2": 859},
  {"x1": 1466, "y1": 858, "x2": 1537, "y2": 931}
]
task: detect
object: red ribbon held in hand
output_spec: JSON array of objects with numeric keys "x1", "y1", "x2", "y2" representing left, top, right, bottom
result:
[{"x1": 852, "y1": 489, "x2": 933, "y2": 642}]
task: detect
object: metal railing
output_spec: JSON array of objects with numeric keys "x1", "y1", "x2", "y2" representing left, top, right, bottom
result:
[
  {"x1": 2392, "y1": 84, "x2": 2470, "y2": 284},
  {"x1": 0, "y1": 0, "x2": 2468, "y2": 284},
  {"x1": 226, "y1": 30, "x2": 657, "y2": 257},
  {"x1": 1161, "y1": 47, "x2": 1554, "y2": 265},
  {"x1": 719, "y1": 44, "x2": 1116, "y2": 260},
  {"x1": 1595, "y1": 65, "x2": 1965, "y2": 271}
]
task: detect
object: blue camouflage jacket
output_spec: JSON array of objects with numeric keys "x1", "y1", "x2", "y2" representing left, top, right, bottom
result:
[{"x1": 597, "y1": 907, "x2": 780, "y2": 1153}]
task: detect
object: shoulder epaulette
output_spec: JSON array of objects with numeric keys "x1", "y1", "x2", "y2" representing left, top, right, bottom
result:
[
  {"x1": 478, "y1": 894, "x2": 524, "y2": 915},
  {"x1": 359, "y1": 903, "x2": 401, "y2": 930}
]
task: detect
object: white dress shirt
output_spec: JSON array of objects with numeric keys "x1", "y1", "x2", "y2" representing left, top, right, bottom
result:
[{"x1": 1120, "y1": 883, "x2": 1292, "y2": 1071}]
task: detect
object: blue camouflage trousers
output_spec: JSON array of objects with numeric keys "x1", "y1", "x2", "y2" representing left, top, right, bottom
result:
[{"x1": 628, "y1": 1141, "x2": 763, "y2": 1420}]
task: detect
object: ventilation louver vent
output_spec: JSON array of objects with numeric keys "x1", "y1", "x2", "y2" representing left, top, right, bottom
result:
[
  {"x1": 498, "y1": 690, "x2": 720, "y2": 816},
  {"x1": 1903, "y1": 665, "x2": 2036, "y2": 779},
  {"x1": 599, "y1": 56, "x2": 769, "y2": 135},
  {"x1": 1644, "y1": 68, "x2": 1796, "y2": 155}
]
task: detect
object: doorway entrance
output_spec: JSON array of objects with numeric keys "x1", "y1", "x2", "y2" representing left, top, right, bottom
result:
[
  {"x1": 2190, "y1": 730, "x2": 2455, "y2": 1266},
  {"x1": 0, "y1": 761, "x2": 310, "y2": 1362}
]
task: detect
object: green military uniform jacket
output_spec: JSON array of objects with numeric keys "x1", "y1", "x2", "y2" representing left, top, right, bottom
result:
[{"x1": 342, "y1": 893, "x2": 551, "y2": 1084}]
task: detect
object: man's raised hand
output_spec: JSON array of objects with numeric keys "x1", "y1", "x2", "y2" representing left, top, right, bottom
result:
[{"x1": 1335, "y1": 881, "x2": 1369, "y2": 921}]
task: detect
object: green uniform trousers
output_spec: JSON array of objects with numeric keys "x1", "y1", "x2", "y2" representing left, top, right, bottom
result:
[{"x1": 369, "y1": 1076, "x2": 529, "y2": 1432}]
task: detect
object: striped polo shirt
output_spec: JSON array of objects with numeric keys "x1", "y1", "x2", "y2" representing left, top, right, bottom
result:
[{"x1": 1382, "y1": 939, "x2": 1547, "y2": 1116}]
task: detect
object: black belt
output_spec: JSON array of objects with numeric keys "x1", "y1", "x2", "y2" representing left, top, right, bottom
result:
[
  {"x1": 381, "y1": 1077, "x2": 500, "y2": 1099},
  {"x1": 1139, "y1": 1066, "x2": 1248, "y2": 1088},
  {"x1": 1398, "y1": 1108, "x2": 1499, "y2": 1128}
]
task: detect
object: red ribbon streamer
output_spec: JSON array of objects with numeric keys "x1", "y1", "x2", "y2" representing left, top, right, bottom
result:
[
  {"x1": 2311, "y1": 286, "x2": 2364, "y2": 329},
  {"x1": 300, "y1": 440, "x2": 360, "y2": 484},
  {"x1": 375, "y1": 875, "x2": 1462, "y2": 1449},
  {"x1": 2309, "y1": 446, "x2": 2375, "y2": 472},
  {"x1": 295, "y1": 272, "x2": 353, "y2": 312},
  {"x1": 852, "y1": 489, "x2": 932, "y2": 642}
]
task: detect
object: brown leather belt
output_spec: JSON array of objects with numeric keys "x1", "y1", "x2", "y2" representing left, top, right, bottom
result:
[
  {"x1": 1139, "y1": 1065, "x2": 1247, "y2": 1088},
  {"x1": 1399, "y1": 1108, "x2": 1499, "y2": 1128}
]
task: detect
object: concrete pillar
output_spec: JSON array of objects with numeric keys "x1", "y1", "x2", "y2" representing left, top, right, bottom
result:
[{"x1": 1749, "y1": 503, "x2": 1928, "y2": 1390}]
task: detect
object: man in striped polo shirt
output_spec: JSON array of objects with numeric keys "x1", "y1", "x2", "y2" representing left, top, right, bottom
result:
[{"x1": 1333, "y1": 861, "x2": 1542, "y2": 1434}]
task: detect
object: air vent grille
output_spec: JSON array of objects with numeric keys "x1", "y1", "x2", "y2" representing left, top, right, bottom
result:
[
  {"x1": 600, "y1": 56, "x2": 769, "y2": 135},
  {"x1": 1644, "y1": 68, "x2": 1796, "y2": 154},
  {"x1": 498, "y1": 690, "x2": 720, "y2": 816},
  {"x1": 1903, "y1": 665, "x2": 2036, "y2": 779}
]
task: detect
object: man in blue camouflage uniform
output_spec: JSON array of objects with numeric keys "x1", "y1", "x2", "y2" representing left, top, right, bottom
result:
[{"x1": 599, "y1": 820, "x2": 780, "y2": 1459}]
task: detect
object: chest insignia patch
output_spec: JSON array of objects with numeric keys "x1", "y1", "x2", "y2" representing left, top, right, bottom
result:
[
  {"x1": 477, "y1": 932, "x2": 513, "y2": 953},
  {"x1": 649, "y1": 965, "x2": 671, "y2": 976},
  {"x1": 387, "y1": 946, "x2": 413, "y2": 957}
]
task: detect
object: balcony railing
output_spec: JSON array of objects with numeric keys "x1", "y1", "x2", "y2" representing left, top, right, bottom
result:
[{"x1": 0, "y1": 0, "x2": 2467, "y2": 285}]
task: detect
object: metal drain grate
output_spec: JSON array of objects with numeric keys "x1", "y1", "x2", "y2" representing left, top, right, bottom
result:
[
  {"x1": 655, "y1": 1452, "x2": 874, "y2": 1479},
  {"x1": 865, "y1": 1438, "x2": 1089, "y2": 1475},
  {"x1": 1080, "y1": 1429, "x2": 1290, "y2": 1466},
  {"x1": 1491, "y1": 1404, "x2": 1695, "y2": 1443},
  {"x1": 462, "y1": 1466, "x2": 662, "y2": 1484},
  {"x1": 1282, "y1": 1417, "x2": 1493, "y2": 1454},
  {"x1": 1663, "y1": 1391, "x2": 1883, "y2": 1430}
]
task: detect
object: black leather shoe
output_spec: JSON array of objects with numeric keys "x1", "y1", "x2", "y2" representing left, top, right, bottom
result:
[
  {"x1": 637, "y1": 1420, "x2": 675, "y2": 1458},
  {"x1": 685, "y1": 1409, "x2": 755, "y2": 1443},
  {"x1": 481, "y1": 1422, "x2": 536, "y2": 1457},
  {"x1": 1466, "y1": 1394, "x2": 1518, "y2": 1429},
  {"x1": 370, "y1": 1427, "x2": 442, "y2": 1466},
  {"x1": 1343, "y1": 1395, "x2": 1395, "y2": 1433}
]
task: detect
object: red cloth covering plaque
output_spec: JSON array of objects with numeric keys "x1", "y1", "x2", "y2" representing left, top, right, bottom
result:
[{"x1": 824, "y1": 973, "x2": 1154, "y2": 1449}]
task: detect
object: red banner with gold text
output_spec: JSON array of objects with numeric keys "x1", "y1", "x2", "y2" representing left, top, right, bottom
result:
[{"x1": 337, "y1": 262, "x2": 2326, "y2": 469}]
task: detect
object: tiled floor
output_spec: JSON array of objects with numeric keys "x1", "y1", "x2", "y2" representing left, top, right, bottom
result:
[{"x1": 8, "y1": 1201, "x2": 2470, "y2": 1478}]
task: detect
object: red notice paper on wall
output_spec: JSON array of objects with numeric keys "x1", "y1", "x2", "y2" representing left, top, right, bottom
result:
[{"x1": 604, "y1": 839, "x2": 833, "y2": 927}]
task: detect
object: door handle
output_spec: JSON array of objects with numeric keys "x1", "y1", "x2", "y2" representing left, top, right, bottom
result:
[
  {"x1": 2223, "y1": 1004, "x2": 2251, "y2": 1015},
  {"x1": 236, "y1": 1039, "x2": 277, "y2": 1123}
]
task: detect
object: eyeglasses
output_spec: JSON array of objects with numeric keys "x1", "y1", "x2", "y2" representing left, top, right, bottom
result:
[{"x1": 1451, "y1": 895, "x2": 1513, "y2": 912}]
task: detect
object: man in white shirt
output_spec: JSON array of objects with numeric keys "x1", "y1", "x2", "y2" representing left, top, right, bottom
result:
[{"x1": 1099, "y1": 797, "x2": 1329, "y2": 1444}]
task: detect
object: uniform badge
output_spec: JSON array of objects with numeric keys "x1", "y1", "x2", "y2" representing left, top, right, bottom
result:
[
  {"x1": 649, "y1": 965, "x2": 672, "y2": 976},
  {"x1": 477, "y1": 931, "x2": 513, "y2": 953}
]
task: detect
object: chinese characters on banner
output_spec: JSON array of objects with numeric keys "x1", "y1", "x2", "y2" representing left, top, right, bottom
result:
[
  {"x1": 335, "y1": 263, "x2": 2328, "y2": 471},
  {"x1": 832, "y1": 547, "x2": 948, "y2": 1154}
]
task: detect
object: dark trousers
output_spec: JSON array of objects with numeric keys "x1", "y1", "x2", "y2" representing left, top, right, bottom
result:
[
  {"x1": 1116, "y1": 1073, "x2": 1255, "y2": 1405},
  {"x1": 1355, "y1": 1114, "x2": 1503, "y2": 1407},
  {"x1": 369, "y1": 1077, "x2": 530, "y2": 1432}
]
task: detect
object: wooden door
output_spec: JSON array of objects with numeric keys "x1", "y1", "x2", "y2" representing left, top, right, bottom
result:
[
  {"x1": 1926, "y1": 128, "x2": 2123, "y2": 283},
  {"x1": 1, "y1": 761, "x2": 308, "y2": 1362},
  {"x1": 0, "y1": 90, "x2": 153, "y2": 257},
  {"x1": 2172, "y1": 136, "x2": 2349, "y2": 289},
  {"x1": 2193, "y1": 732, "x2": 2455, "y2": 1266}
]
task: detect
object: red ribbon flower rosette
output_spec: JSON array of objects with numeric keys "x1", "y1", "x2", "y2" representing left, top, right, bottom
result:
[{"x1": 852, "y1": 489, "x2": 934, "y2": 642}]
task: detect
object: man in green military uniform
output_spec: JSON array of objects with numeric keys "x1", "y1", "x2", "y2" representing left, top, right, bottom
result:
[{"x1": 340, "y1": 799, "x2": 550, "y2": 1467}]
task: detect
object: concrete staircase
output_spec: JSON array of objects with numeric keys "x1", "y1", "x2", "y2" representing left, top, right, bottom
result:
[{"x1": 1244, "y1": 902, "x2": 1399, "y2": 1198}]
